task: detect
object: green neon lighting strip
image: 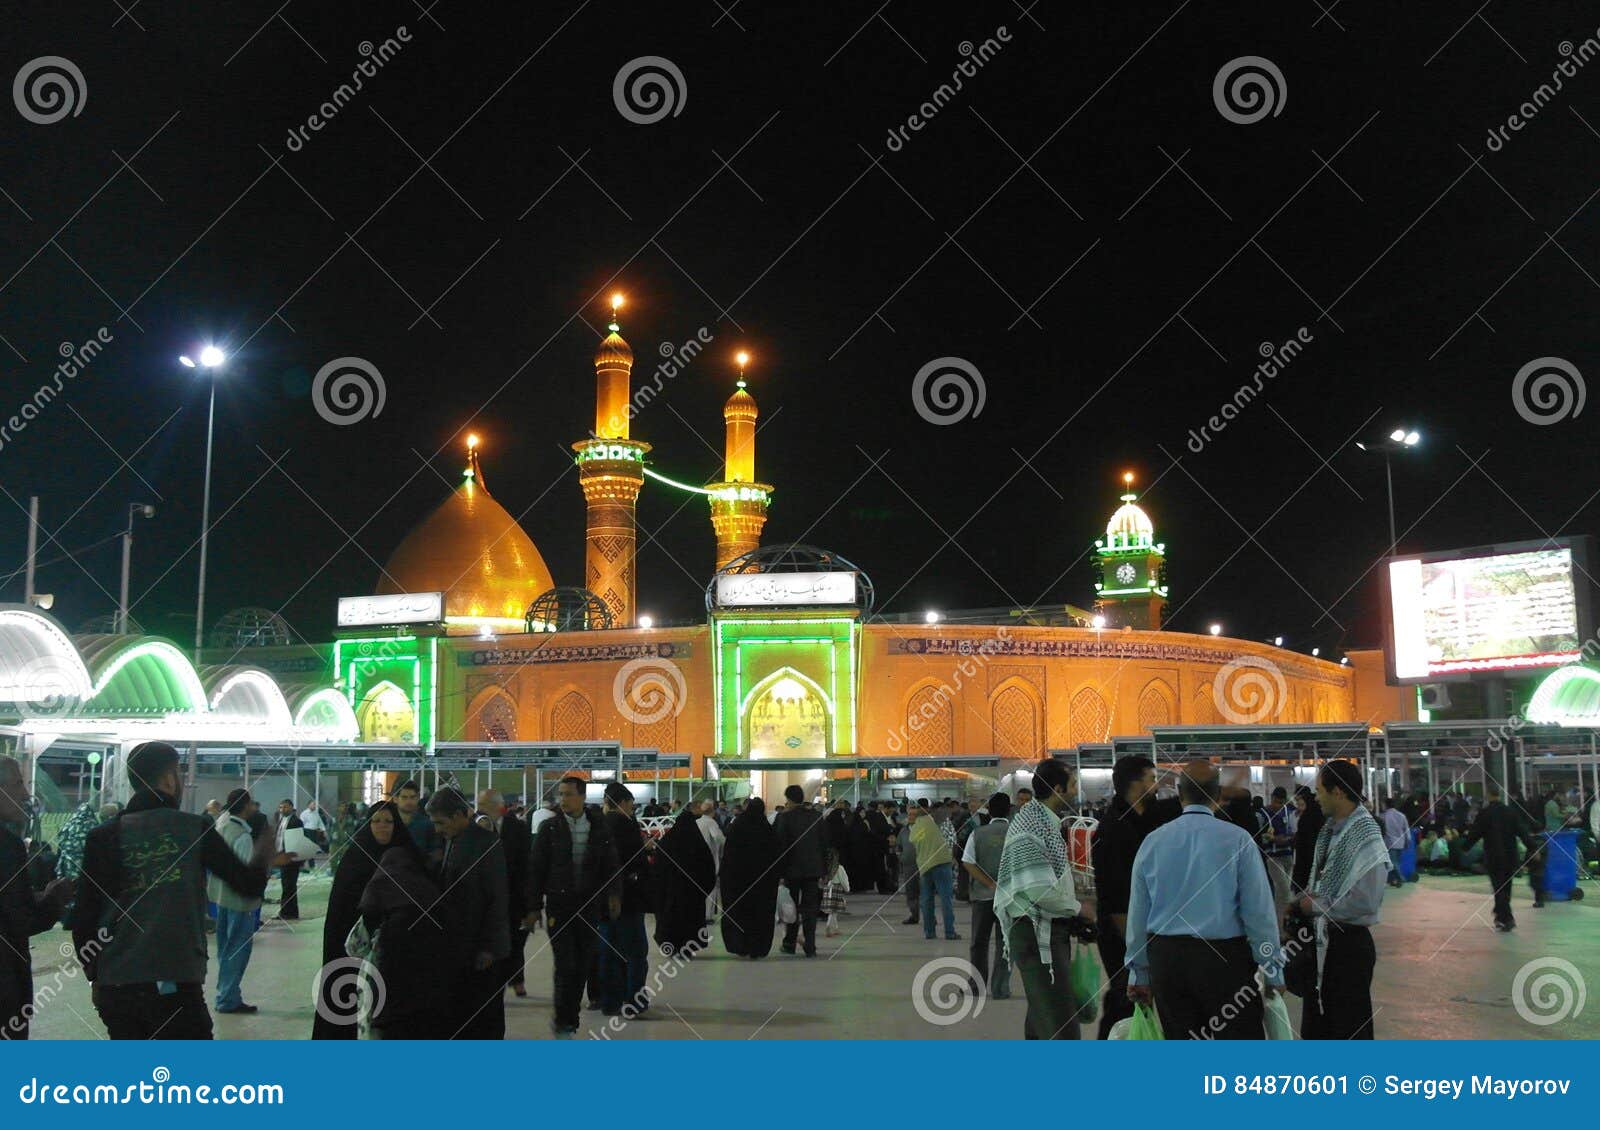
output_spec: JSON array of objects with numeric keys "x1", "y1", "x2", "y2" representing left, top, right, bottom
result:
[{"x1": 714, "y1": 616, "x2": 858, "y2": 759}]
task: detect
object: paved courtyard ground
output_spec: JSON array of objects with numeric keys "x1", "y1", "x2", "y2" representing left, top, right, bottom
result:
[{"x1": 24, "y1": 871, "x2": 1597, "y2": 1040}]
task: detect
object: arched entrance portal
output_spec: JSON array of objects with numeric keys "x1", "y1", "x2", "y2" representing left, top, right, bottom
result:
[
  {"x1": 742, "y1": 668, "x2": 831, "y2": 802},
  {"x1": 357, "y1": 680, "x2": 416, "y2": 743}
]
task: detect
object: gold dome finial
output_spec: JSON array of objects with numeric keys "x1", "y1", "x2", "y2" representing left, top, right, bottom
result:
[{"x1": 464, "y1": 432, "x2": 486, "y2": 491}]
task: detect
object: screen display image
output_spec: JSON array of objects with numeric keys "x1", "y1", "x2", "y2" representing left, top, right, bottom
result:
[{"x1": 1389, "y1": 545, "x2": 1584, "y2": 681}]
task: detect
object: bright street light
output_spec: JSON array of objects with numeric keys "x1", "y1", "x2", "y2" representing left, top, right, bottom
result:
[
  {"x1": 1356, "y1": 425, "x2": 1423, "y2": 558},
  {"x1": 924, "y1": 610, "x2": 940, "y2": 624}
]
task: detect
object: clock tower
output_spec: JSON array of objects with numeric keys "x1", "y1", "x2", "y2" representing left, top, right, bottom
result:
[{"x1": 1093, "y1": 472, "x2": 1168, "y2": 629}]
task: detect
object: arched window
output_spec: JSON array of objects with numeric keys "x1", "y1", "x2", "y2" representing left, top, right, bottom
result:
[{"x1": 475, "y1": 693, "x2": 517, "y2": 742}]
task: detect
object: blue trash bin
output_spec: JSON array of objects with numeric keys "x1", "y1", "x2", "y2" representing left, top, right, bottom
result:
[{"x1": 1542, "y1": 830, "x2": 1582, "y2": 901}]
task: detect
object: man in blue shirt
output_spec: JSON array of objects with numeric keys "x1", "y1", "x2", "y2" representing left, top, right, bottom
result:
[{"x1": 1126, "y1": 759, "x2": 1283, "y2": 1039}]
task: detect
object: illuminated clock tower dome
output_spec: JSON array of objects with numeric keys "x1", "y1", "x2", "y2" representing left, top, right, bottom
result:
[{"x1": 1093, "y1": 472, "x2": 1168, "y2": 630}]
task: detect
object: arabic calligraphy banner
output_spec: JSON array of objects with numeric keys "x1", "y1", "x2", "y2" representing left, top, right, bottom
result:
[{"x1": 714, "y1": 570, "x2": 857, "y2": 607}]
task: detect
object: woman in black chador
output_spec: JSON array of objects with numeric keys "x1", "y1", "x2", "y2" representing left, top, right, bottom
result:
[
  {"x1": 311, "y1": 801, "x2": 421, "y2": 1039},
  {"x1": 654, "y1": 808, "x2": 717, "y2": 956},
  {"x1": 720, "y1": 798, "x2": 782, "y2": 958}
]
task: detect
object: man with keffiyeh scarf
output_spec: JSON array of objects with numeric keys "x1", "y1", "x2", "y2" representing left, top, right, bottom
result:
[
  {"x1": 995, "y1": 758, "x2": 1083, "y2": 1039},
  {"x1": 1295, "y1": 759, "x2": 1389, "y2": 1040}
]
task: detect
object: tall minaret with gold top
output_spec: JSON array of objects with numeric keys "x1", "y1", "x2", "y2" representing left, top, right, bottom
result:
[
  {"x1": 707, "y1": 350, "x2": 772, "y2": 568},
  {"x1": 572, "y1": 294, "x2": 650, "y2": 626}
]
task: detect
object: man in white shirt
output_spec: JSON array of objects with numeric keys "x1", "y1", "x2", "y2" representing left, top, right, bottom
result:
[{"x1": 696, "y1": 799, "x2": 725, "y2": 919}]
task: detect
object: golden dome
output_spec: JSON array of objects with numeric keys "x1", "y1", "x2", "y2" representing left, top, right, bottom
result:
[
  {"x1": 594, "y1": 322, "x2": 633, "y2": 369},
  {"x1": 724, "y1": 381, "x2": 757, "y2": 421},
  {"x1": 378, "y1": 472, "x2": 555, "y2": 630}
]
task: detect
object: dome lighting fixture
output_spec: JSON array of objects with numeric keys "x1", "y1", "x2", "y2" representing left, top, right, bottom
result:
[{"x1": 1209, "y1": 622, "x2": 1223, "y2": 636}]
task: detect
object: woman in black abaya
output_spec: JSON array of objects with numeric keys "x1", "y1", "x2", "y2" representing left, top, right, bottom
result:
[
  {"x1": 654, "y1": 808, "x2": 717, "y2": 956},
  {"x1": 311, "y1": 801, "x2": 421, "y2": 1039},
  {"x1": 720, "y1": 798, "x2": 782, "y2": 958}
]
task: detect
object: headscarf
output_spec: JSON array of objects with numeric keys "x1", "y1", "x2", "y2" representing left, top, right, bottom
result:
[
  {"x1": 1307, "y1": 802, "x2": 1388, "y2": 994},
  {"x1": 993, "y1": 799, "x2": 1076, "y2": 967},
  {"x1": 359, "y1": 844, "x2": 443, "y2": 920}
]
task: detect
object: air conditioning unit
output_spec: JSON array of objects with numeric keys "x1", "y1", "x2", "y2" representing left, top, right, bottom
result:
[{"x1": 1418, "y1": 684, "x2": 1452, "y2": 711}]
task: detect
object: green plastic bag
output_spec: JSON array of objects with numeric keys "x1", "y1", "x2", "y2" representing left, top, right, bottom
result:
[
  {"x1": 1069, "y1": 943, "x2": 1100, "y2": 1023},
  {"x1": 1128, "y1": 1002, "x2": 1164, "y2": 1040}
]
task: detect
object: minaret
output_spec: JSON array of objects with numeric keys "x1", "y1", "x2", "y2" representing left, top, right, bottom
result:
[
  {"x1": 707, "y1": 350, "x2": 773, "y2": 569},
  {"x1": 1092, "y1": 471, "x2": 1168, "y2": 630},
  {"x1": 572, "y1": 294, "x2": 651, "y2": 626}
]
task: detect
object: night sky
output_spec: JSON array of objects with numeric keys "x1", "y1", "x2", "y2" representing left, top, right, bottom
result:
[{"x1": 3, "y1": 2, "x2": 1597, "y2": 657}]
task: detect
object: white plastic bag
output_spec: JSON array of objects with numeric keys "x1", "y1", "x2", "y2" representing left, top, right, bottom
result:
[
  {"x1": 1107, "y1": 1016, "x2": 1133, "y2": 1040},
  {"x1": 1263, "y1": 991, "x2": 1295, "y2": 1040},
  {"x1": 776, "y1": 883, "x2": 797, "y2": 925}
]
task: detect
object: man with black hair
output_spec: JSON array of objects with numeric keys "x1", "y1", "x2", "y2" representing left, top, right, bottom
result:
[
  {"x1": 272, "y1": 799, "x2": 304, "y2": 920},
  {"x1": 1089, "y1": 754, "x2": 1173, "y2": 1038},
  {"x1": 961, "y1": 791, "x2": 1012, "y2": 998},
  {"x1": 210, "y1": 789, "x2": 266, "y2": 1014},
  {"x1": 1459, "y1": 782, "x2": 1545, "y2": 932},
  {"x1": 598, "y1": 781, "x2": 650, "y2": 1016},
  {"x1": 394, "y1": 779, "x2": 436, "y2": 860},
  {"x1": 525, "y1": 776, "x2": 621, "y2": 1037},
  {"x1": 1296, "y1": 760, "x2": 1389, "y2": 1039},
  {"x1": 1127, "y1": 759, "x2": 1282, "y2": 1040},
  {"x1": 73, "y1": 743, "x2": 291, "y2": 1039},
  {"x1": 773, "y1": 783, "x2": 827, "y2": 956},
  {"x1": 995, "y1": 758, "x2": 1082, "y2": 1039},
  {"x1": 428, "y1": 786, "x2": 510, "y2": 1039}
]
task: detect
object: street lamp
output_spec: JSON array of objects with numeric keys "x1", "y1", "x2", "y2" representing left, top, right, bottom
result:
[
  {"x1": 182, "y1": 346, "x2": 226, "y2": 659},
  {"x1": 1354, "y1": 426, "x2": 1421, "y2": 559},
  {"x1": 118, "y1": 503, "x2": 155, "y2": 634}
]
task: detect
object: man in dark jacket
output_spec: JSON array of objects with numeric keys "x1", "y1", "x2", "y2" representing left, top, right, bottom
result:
[
  {"x1": 1, "y1": 756, "x2": 72, "y2": 1040},
  {"x1": 1089, "y1": 755, "x2": 1175, "y2": 1039},
  {"x1": 427, "y1": 787, "x2": 510, "y2": 1039},
  {"x1": 478, "y1": 789, "x2": 531, "y2": 998},
  {"x1": 71, "y1": 742, "x2": 289, "y2": 1039},
  {"x1": 597, "y1": 781, "x2": 651, "y2": 1016},
  {"x1": 1460, "y1": 784, "x2": 1544, "y2": 931},
  {"x1": 271, "y1": 799, "x2": 304, "y2": 920},
  {"x1": 773, "y1": 784, "x2": 828, "y2": 957},
  {"x1": 525, "y1": 775, "x2": 622, "y2": 1038}
]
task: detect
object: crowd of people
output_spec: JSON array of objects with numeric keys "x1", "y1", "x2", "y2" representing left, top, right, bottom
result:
[{"x1": 0, "y1": 741, "x2": 1588, "y2": 1042}]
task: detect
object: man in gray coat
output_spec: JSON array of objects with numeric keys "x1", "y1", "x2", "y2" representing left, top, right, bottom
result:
[{"x1": 962, "y1": 791, "x2": 1013, "y2": 997}]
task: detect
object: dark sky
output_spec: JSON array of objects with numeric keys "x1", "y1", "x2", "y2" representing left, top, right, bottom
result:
[{"x1": 2, "y1": 1, "x2": 1597, "y2": 657}]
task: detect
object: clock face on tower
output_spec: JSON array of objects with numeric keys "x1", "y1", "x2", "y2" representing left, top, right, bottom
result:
[{"x1": 1115, "y1": 562, "x2": 1137, "y2": 585}]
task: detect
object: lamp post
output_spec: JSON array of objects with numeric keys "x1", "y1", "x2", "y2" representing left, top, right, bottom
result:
[
  {"x1": 1354, "y1": 427, "x2": 1420, "y2": 559},
  {"x1": 118, "y1": 503, "x2": 155, "y2": 633},
  {"x1": 179, "y1": 346, "x2": 226, "y2": 659}
]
